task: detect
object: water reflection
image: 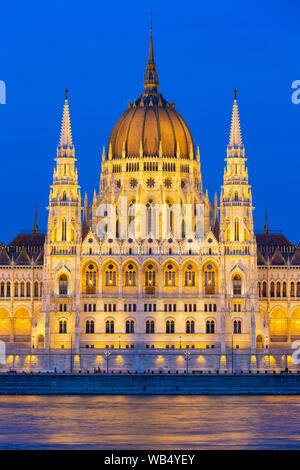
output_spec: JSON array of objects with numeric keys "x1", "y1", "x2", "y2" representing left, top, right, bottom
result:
[{"x1": 0, "y1": 395, "x2": 299, "y2": 449}]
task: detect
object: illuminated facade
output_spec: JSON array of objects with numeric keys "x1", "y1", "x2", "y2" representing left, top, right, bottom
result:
[{"x1": 0, "y1": 27, "x2": 300, "y2": 372}]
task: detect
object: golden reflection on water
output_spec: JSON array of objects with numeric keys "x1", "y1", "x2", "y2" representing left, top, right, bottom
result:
[{"x1": 0, "y1": 395, "x2": 299, "y2": 449}]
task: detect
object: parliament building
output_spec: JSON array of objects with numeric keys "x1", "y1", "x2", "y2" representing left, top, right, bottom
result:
[{"x1": 0, "y1": 27, "x2": 299, "y2": 372}]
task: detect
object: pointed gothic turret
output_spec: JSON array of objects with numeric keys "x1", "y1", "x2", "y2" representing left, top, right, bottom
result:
[
  {"x1": 47, "y1": 90, "x2": 81, "y2": 244},
  {"x1": 264, "y1": 208, "x2": 269, "y2": 235},
  {"x1": 143, "y1": 13, "x2": 159, "y2": 93},
  {"x1": 57, "y1": 89, "x2": 74, "y2": 157},
  {"x1": 33, "y1": 208, "x2": 39, "y2": 234},
  {"x1": 227, "y1": 89, "x2": 244, "y2": 158},
  {"x1": 220, "y1": 90, "x2": 254, "y2": 244}
]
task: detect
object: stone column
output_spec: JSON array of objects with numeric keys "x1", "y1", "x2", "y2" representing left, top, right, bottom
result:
[
  {"x1": 178, "y1": 267, "x2": 182, "y2": 296},
  {"x1": 9, "y1": 316, "x2": 14, "y2": 343},
  {"x1": 138, "y1": 268, "x2": 142, "y2": 298},
  {"x1": 118, "y1": 270, "x2": 122, "y2": 298}
]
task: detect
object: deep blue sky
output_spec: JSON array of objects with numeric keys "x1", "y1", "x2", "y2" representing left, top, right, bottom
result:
[{"x1": 0, "y1": 0, "x2": 299, "y2": 244}]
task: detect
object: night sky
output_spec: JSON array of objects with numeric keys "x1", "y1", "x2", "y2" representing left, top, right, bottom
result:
[{"x1": 0, "y1": 0, "x2": 299, "y2": 244}]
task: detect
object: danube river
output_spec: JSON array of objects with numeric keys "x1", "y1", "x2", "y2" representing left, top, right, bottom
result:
[{"x1": 0, "y1": 395, "x2": 299, "y2": 449}]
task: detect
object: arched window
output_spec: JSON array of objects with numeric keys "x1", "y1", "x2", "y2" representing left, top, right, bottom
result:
[
  {"x1": 86, "y1": 320, "x2": 95, "y2": 334},
  {"x1": 62, "y1": 191, "x2": 67, "y2": 201},
  {"x1": 206, "y1": 320, "x2": 215, "y2": 334},
  {"x1": 276, "y1": 281, "x2": 281, "y2": 298},
  {"x1": 14, "y1": 282, "x2": 19, "y2": 297},
  {"x1": 234, "y1": 218, "x2": 239, "y2": 241},
  {"x1": 105, "y1": 264, "x2": 116, "y2": 286},
  {"x1": 105, "y1": 320, "x2": 114, "y2": 334},
  {"x1": 59, "y1": 274, "x2": 68, "y2": 295},
  {"x1": 204, "y1": 264, "x2": 216, "y2": 294},
  {"x1": 26, "y1": 282, "x2": 31, "y2": 297},
  {"x1": 165, "y1": 264, "x2": 175, "y2": 287},
  {"x1": 166, "y1": 320, "x2": 175, "y2": 334},
  {"x1": 126, "y1": 320, "x2": 134, "y2": 334},
  {"x1": 234, "y1": 320, "x2": 242, "y2": 334},
  {"x1": 59, "y1": 320, "x2": 67, "y2": 334},
  {"x1": 125, "y1": 264, "x2": 136, "y2": 286},
  {"x1": 262, "y1": 281, "x2": 267, "y2": 298},
  {"x1": 234, "y1": 191, "x2": 238, "y2": 201},
  {"x1": 145, "y1": 264, "x2": 156, "y2": 287},
  {"x1": 297, "y1": 282, "x2": 300, "y2": 297},
  {"x1": 258, "y1": 281, "x2": 261, "y2": 297},
  {"x1": 20, "y1": 282, "x2": 25, "y2": 298},
  {"x1": 291, "y1": 282, "x2": 295, "y2": 297},
  {"x1": 184, "y1": 264, "x2": 195, "y2": 286},
  {"x1": 186, "y1": 320, "x2": 195, "y2": 334},
  {"x1": 6, "y1": 281, "x2": 11, "y2": 298},
  {"x1": 233, "y1": 274, "x2": 242, "y2": 296},
  {"x1": 85, "y1": 263, "x2": 97, "y2": 293},
  {"x1": 0, "y1": 282, "x2": 4, "y2": 297},
  {"x1": 146, "y1": 320, "x2": 155, "y2": 334},
  {"x1": 62, "y1": 218, "x2": 67, "y2": 241},
  {"x1": 282, "y1": 282, "x2": 287, "y2": 298},
  {"x1": 34, "y1": 281, "x2": 39, "y2": 297},
  {"x1": 270, "y1": 281, "x2": 275, "y2": 298}
]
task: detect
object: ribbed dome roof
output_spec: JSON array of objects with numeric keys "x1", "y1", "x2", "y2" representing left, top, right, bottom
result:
[
  {"x1": 107, "y1": 24, "x2": 194, "y2": 160},
  {"x1": 108, "y1": 94, "x2": 194, "y2": 159}
]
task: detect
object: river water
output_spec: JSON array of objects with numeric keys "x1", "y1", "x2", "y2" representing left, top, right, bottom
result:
[{"x1": 0, "y1": 395, "x2": 299, "y2": 449}]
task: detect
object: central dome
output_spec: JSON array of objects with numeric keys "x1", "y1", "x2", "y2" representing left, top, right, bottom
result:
[{"x1": 108, "y1": 26, "x2": 194, "y2": 160}]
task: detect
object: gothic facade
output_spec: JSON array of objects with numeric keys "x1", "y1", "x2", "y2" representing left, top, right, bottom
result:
[{"x1": 0, "y1": 29, "x2": 299, "y2": 372}]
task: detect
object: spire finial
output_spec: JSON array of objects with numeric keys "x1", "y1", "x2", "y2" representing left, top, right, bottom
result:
[
  {"x1": 65, "y1": 88, "x2": 68, "y2": 100},
  {"x1": 264, "y1": 207, "x2": 269, "y2": 235},
  {"x1": 143, "y1": 13, "x2": 159, "y2": 93},
  {"x1": 234, "y1": 88, "x2": 237, "y2": 100},
  {"x1": 33, "y1": 207, "x2": 39, "y2": 234}
]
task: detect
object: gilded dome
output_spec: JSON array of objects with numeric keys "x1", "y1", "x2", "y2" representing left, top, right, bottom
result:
[{"x1": 107, "y1": 27, "x2": 194, "y2": 160}]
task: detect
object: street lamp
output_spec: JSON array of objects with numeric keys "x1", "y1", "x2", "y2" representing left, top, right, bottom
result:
[
  {"x1": 32, "y1": 336, "x2": 35, "y2": 350},
  {"x1": 179, "y1": 336, "x2": 182, "y2": 349},
  {"x1": 104, "y1": 351, "x2": 111, "y2": 374},
  {"x1": 184, "y1": 350, "x2": 191, "y2": 374},
  {"x1": 118, "y1": 336, "x2": 121, "y2": 349}
]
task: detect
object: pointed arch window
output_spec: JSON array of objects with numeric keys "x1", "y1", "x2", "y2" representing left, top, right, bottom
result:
[
  {"x1": 145, "y1": 264, "x2": 156, "y2": 287},
  {"x1": 204, "y1": 264, "x2": 216, "y2": 294},
  {"x1": 86, "y1": 320, "x2": 95, "y2": 334},
  {"x1": 146, "y1": 320, "x2": 155, "y2": 334},
  {"x1": 234, "y1": 320, "x2": 242, "y2": 334},
  {"x1": 185, "y1": 264, "x2": 195, "y2": 287},
  {"x1": 234, "y1": 218, "x2": 239, "y2": 241},
  {"x1": 59, "y1": 274, "x2": 68, "y2": 295},
  {"x1": 262, "y1": 281, "x2": 267, "y2": 298},
  {"x1": 186, "y1": 320, "x2": 195, "y2": 334},
  {"x1": 26, "y1": 282, "x2": 31, "y2": 297},
  {"x1": 0, "y1": 282, "x2": 4, "y2": 297},
  {"x1": 105, "y1": 320, "x2": 114, "y2": 334},
  {"x1": 6, "y1": 282, "x2": 11, "y2": 298},
  {"x1": 126, "y1": 320, "x2": 135, "y2": 334},
  {"x1": 85, "y1": 263, "x2": 97, "y2": 293},
  {"x1": 165, "y1": 264, "x2": 175, "y2": 287},
  {"x1": 125, "y1": 264, "x2": 136, "y2": 286},
  {"x1": 270, "y1": 281, "x2": 275, "y2": 298},
  {"x1": 62, "y1": 218, "x2": 67, "y2": 241},
  {"x1": 105, "y1": 264, "x2": 116, "y2": 286},
  {"x1": 276, "y1": 281, "x2": 281, "y2": 298},
  {"x1": 166, "y1": 320, "x2": 175, "y2": 334},
  {"x1": 206, "y1": 320, "x2": 215, "y2": 334},
  {"x1": 59, "y1": 320, "x2": 67, "y2": 334},
  {"x1": 291, "y1": 281, "x2": 295, "y2": 297},
  {"x1": 233, "y1": 274, "x2": 242, "y2": 296},
  {"x1": 62, "y1": 191, "x2": 67, "y2": 201}
]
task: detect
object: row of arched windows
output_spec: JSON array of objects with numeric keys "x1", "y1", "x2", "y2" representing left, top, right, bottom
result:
[
  {"x1": 258, "y1": 281, "x2": 300, "y2": 298},
  {"x1": 56, "y1": 319, "x2": 243, "y2": 335},
  {"x1": 0, "y1": 281, "x2": 42, "y2": 298}
]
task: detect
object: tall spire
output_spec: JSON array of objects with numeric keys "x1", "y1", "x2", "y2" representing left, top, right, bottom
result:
[
  {"x1": 143, "y1": 13, "x2": 159, "y2": 93},
  {"x1": 228, "y1": 89, "x2": 244, "y2": 157},
  {"x1": 33, "y1": 208, "x2": 38, "y2": 234},
  {"x1": 264, "y1": 207, "x2": 269, "y2": 235},
  {"x1": 57, "y1": 89, "x2": 74, "y2": 157}
]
